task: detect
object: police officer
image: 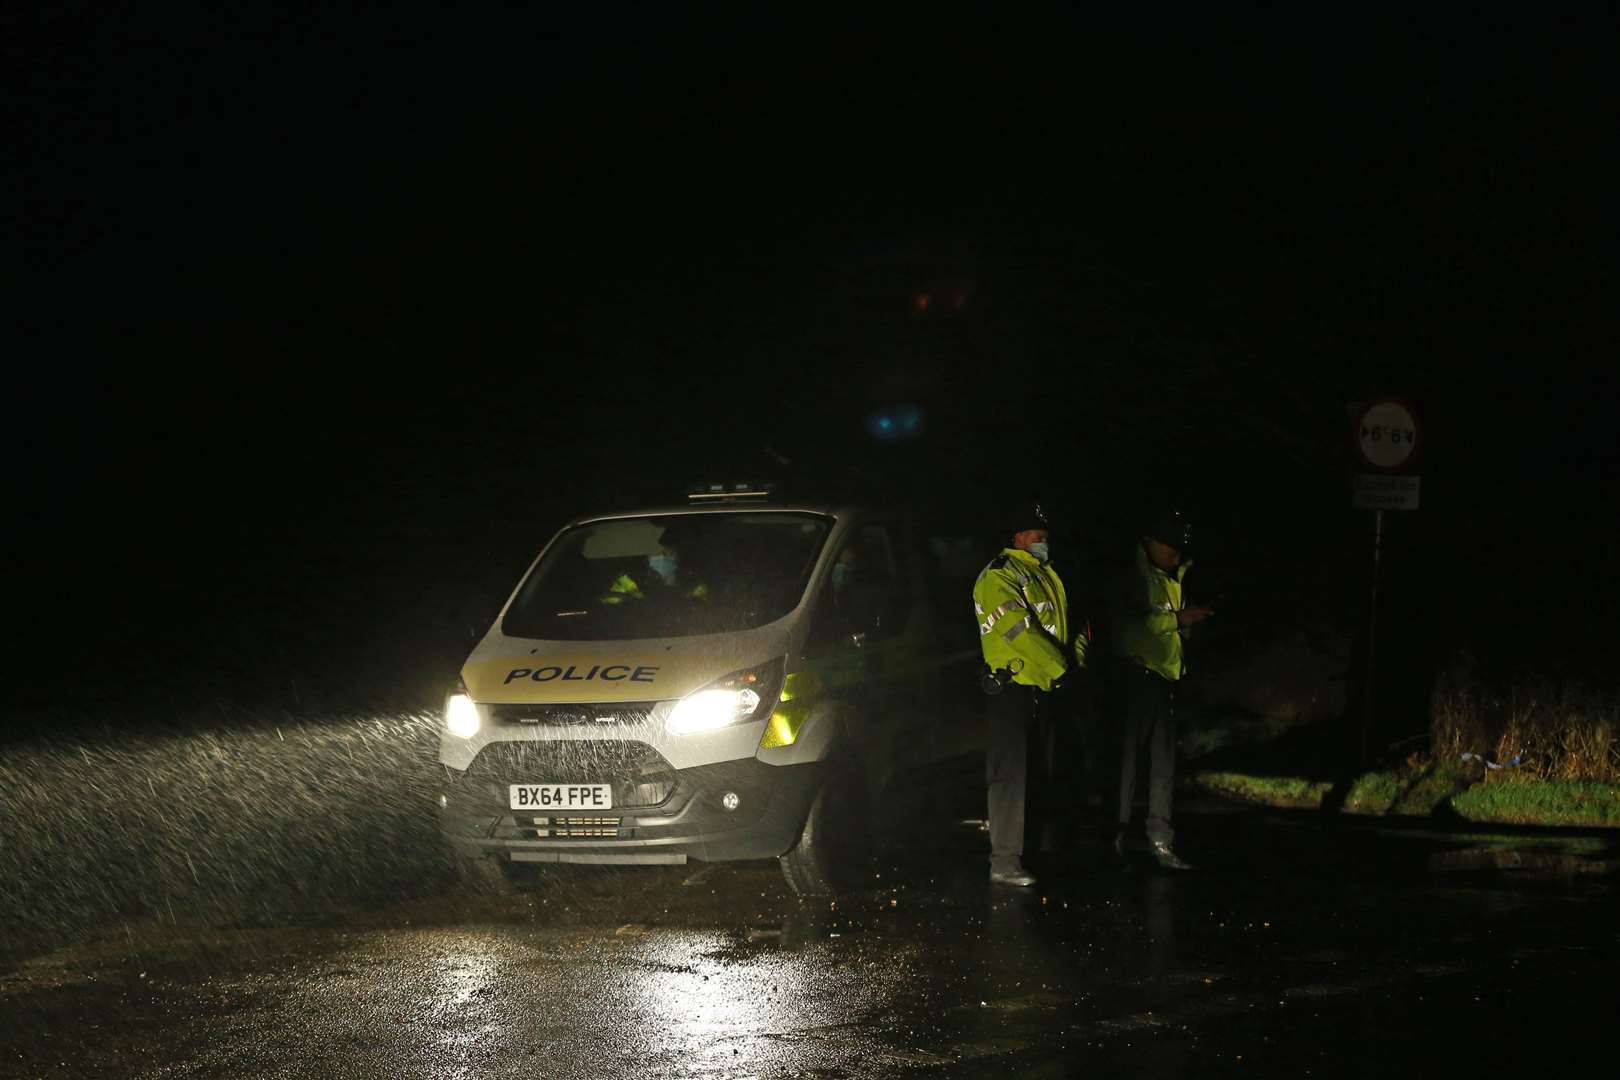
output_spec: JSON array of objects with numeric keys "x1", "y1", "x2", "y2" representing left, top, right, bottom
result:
[
  {"x1": 1104, "y1": 510, "x2": 1210, "y2": 871},
  {"x1": 973, "y1": 501, "x2": 1090, "y2": 887},
  {"x1": 603, "y1": 536, "x2": 711, "y2": 605}
]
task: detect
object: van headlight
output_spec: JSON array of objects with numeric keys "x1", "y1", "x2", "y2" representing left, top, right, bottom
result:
[
  {"x1": 667, "y1": 658, "x2": 784, "y2": 736},
  {"x1": 446, "y1": 681, "x2": 481, "y2": 738}
]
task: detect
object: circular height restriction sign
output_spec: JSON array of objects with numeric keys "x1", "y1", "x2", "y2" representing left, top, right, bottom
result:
[{"x1": 1355, "y1": 398, "x2": 1421, "y2": 472}]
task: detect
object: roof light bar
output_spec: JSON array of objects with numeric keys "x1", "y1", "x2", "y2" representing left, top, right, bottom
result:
[{"x1": 688, "y1": 481, "x2": 774, "y2": 502}]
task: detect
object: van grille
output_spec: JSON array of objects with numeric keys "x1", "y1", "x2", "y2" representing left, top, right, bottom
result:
[
  {"x1": 496, "y1": 816, "x2": 627, "y2": 840},
  {"x1": 465, "y1": 740, "x2": 677, "y2": 808},
  {"x1": 488, "y1": 701, "x2": 659, "y2": 727}
]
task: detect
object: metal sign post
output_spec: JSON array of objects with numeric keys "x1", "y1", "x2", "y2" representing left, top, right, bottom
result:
[
  {"x1": 1350, "y1": 398, "x2": 1421, "y2": 768},
  {"x1": 1363, "y1": 507, "x2": 1384, "y2": 767}
]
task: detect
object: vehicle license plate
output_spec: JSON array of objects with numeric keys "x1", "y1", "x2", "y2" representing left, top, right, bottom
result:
[{"x1": 509, "y1": 784, "x2": 613, "y2": 810}]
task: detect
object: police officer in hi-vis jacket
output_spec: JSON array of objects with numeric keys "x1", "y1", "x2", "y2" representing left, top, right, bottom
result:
[
  {"x1": 972, "y1": 501, "x2": 1090, "y2": 887},
  {"x1": 1104, "y1": 509, "x2": 1211, "y2": 871}
]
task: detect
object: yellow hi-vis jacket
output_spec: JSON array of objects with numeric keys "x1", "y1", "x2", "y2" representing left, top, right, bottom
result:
[
  {"x1": 973, "y1": 548, "x2": 1088, "y2": 691},
  {"x1": 603, "y1": 574, "x2": 710, "y2": 604},
  {"x1": 1111, "y1": 544, "x2": 1191, "y2": 681}
]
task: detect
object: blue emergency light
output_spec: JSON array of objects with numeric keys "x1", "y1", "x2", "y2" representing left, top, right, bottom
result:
[{"x1": 864, "y1": 403, "x2": 925, "y2": 444}]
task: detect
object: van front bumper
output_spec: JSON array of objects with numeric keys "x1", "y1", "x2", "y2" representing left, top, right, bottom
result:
[{"x1": 438, "y1": 753, "x2": 824, "y2": 865}]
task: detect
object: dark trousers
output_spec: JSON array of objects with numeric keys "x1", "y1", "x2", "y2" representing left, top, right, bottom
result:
[
  {"x1": 1107, "y1": 662, "x2": 1178, "y2": 846},
  {"x1": 986, "y1": 683, "x2": 1080, "y2": 868}
]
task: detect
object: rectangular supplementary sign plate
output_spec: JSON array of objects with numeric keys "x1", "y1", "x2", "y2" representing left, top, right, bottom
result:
[
  {"x1": 509, "y1": 784, "x2": 614, "y2": 811},
  {"x1": 1352, "y1": 473, "x2": 1420, "y2": 510}
]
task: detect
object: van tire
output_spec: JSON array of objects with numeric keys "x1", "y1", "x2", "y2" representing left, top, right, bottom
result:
[{"x1": 779, "y1": 766, "x2": 873, "y2": 897}]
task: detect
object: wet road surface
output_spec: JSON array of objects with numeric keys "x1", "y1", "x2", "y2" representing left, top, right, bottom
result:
[{"x1": 3, "y1": 799, "x2": 1616, "y2": 1079}]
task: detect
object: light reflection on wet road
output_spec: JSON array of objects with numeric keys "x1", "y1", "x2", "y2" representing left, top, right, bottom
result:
[{"x1": 2, "y1": 804, "x2": 1616, "y2": 1079}]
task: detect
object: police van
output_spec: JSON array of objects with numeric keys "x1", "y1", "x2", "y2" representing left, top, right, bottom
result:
[{"x1": 438, "y1": 483, "x2": 982, "y2": 895}]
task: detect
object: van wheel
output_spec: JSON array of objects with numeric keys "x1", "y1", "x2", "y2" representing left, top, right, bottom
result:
[
  {"x1": 779, "y1": 767, "x2": 873, "y2": 897},
  {"x1": 453, "y1": 851, "x2": 514, "y2": 894}
]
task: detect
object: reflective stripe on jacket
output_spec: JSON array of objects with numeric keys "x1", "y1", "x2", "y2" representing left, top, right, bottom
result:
[{"x1": 972, "y1": 548, "x2": 1088, "y2": 691}]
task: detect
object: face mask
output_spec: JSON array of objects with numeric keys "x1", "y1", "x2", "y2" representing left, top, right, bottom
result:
[
  {"x1": 1028, "y1": 542, "x2": 1051, "y2": 564},
  {"x1": 647, "y1": 554, "x2": 678, "y2": 585},
  {"x1": 831, "y1": 563, "x2": 852, "y2": 591}
]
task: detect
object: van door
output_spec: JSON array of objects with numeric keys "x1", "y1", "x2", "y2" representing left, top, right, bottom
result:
[{"x1": 805, "y1": 520, "x2": 946, "y2": 781}]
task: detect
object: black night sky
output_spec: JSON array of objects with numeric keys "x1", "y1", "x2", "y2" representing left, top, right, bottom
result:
[{"x1": 9, "y1": 7, "x2": 1618, "y2": 728}]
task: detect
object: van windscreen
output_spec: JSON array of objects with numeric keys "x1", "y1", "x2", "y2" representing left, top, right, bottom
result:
[{"x1": 501, "y1": 512, "x2": 833, "y2": 641}]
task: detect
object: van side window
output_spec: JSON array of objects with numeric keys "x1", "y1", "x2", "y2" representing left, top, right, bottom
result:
[
  {"x1": 854, "y1": 524, "x2": 903, "y2": 603},
  {"x1": 808, "y1": 524, "x2": 910, "y2": 652}
]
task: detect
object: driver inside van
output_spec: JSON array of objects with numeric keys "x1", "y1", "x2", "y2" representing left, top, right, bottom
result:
[
  {"x1": 602, "y1": 538, "x2": 711, "y2": 606},
  {"x1": 830, "y1": 541, "x2": 888, "y2": 634},
  {"x1": 831, "y1": 546, "x2": 859, "y2": 600}
]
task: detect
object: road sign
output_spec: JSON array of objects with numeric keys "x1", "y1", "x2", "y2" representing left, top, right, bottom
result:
[
  {"x1": 1352, "y1": 473, "x2": 1420, "y2": 510},
  {"x1": 1355, "y1": 398, "x2": 1420, "y2": 472},
  {"x1": 1345, "y1": 396, "x2": 1423, "y2": 769}
]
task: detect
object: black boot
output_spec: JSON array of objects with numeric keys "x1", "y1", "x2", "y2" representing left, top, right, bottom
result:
[
  {"x1": 990, "y1": 860, "x2": 1038, "y2": 887},
  {"x1": 1151, "y1": 840, "x2": 1193, "y2": 871}
]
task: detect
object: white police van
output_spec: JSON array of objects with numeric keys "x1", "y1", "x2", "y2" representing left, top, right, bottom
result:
[{"x1": 438, "y1": 483, "x2": 980, "y2": 895}]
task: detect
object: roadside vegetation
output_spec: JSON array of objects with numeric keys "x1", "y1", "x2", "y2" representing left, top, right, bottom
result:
[
  {"x1": 1428, "y1": 654, "x2": 1619, "y2": 783},
  {"x1": 1188, "y1": 654, "x2": 1620, "y2": 827}
]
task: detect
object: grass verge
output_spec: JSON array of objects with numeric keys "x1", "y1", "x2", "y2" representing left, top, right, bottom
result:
[
  {"x1": 1451, "y1": 779, "x2": 1620, "y2": 828},
  {"x1": 1188, "y1": 765, "x2": 1620, "y2": 828},
  {"x1": 1186, "y1": 772, "x2": 1333, "y2": 809}
]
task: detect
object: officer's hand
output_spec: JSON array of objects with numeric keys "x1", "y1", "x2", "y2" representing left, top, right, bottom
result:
[{"x1": 1176, "y1": 606, "x2": 1215, "y2": 628}]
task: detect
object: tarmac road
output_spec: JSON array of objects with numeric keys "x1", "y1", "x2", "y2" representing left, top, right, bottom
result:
[{"x1": 3, "y1": 797, "x2": 1617, "y2": 1080}]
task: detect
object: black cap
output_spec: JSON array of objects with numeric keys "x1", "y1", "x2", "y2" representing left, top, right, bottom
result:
[
  {"x1": 1146, "y1": 509, "x2": 1193, "y2": 555},
  {"x1": 1008, "y1": 499, "x2": 1051, "y2": 539}
]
